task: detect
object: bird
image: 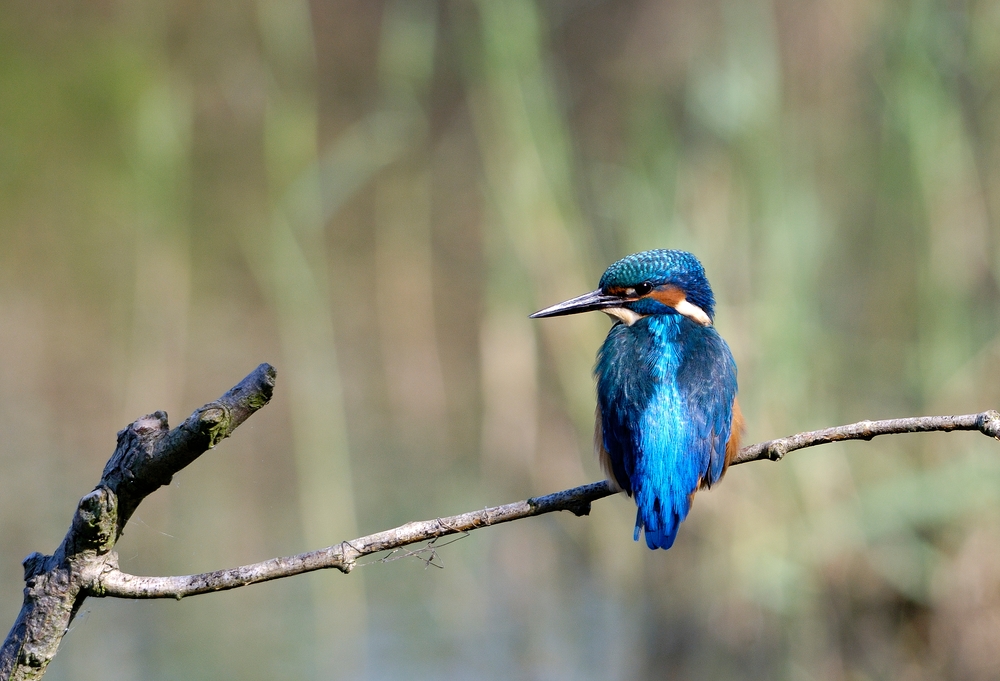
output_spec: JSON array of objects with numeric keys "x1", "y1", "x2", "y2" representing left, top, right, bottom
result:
[{"x1": 531, "y1": 249, "x2": 743, "y2": 550}]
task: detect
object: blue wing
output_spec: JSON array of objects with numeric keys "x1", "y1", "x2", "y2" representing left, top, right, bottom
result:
[{"x1": 677, "y1": 324, "x2": 738, "y2": 488}]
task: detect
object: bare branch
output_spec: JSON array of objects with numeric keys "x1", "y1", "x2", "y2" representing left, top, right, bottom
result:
[
  {"x1": 102, "y1": 363, "x2": 277, "y2": 533},
  {"x1": 5, "y1": 355, "x2": 998, "y2": 681},
  {"x1": 0, "y1": 364, "x2": 275, "y2": 681},
  {"x1": 97, "y1": 482, "x2": 615, "y2": 598},
  {"x1": 96, "y1": 410, "x2": 1000, "y2": 601},
  {"x1": 730, "y1": 410, "x2": 1000, "y2": 465}
]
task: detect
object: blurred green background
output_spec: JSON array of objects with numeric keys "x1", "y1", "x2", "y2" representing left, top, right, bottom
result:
[{"x1": 3, "y1": 0, "x2": 1000, "y2": 679}]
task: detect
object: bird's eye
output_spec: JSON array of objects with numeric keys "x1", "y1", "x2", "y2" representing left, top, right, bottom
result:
[{"x1": 634, "y1": 282, "x2": 653, "y2": 296}]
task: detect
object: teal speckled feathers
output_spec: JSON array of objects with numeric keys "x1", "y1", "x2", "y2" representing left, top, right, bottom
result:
[{"x1": 532, "y1": 249, "x2": 742, "y2": 549}]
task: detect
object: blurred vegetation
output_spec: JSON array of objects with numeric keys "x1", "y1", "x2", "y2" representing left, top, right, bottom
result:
[{"x1": 2, "y1": 0, "x2": 1000, "y2": 679}]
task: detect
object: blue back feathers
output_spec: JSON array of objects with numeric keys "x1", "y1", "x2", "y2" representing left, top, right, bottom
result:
[{"x1": 594, "y1": 250, "x2": 737, "y2": 549}]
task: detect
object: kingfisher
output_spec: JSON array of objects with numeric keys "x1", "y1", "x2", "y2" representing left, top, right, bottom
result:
[{"x1": 531, "y1": 249, "x2": 743, "y2": 549}]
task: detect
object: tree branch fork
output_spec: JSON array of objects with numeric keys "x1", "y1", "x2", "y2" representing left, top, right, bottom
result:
[{"x1": 3, "y1": 364, "x2": 999, "y2": 679}]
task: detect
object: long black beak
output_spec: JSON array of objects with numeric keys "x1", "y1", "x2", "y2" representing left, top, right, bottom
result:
[{"x1": 529, "y1": 289, "x2": 626, "y2": 318}]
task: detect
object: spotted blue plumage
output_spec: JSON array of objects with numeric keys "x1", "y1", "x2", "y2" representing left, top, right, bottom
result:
[
  {"x1": 530, "y1": 248, "x2": 740, "y2": 550},
  {"x1": 599, "y1": 250, "x2": 716, "y2": 319}
]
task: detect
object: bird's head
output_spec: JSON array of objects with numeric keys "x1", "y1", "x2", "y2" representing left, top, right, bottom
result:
[{"x1": 530, "y1": 249, "x2": 716, "y2": 327}]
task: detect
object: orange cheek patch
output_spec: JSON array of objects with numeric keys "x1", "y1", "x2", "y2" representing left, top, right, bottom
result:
[{"x1": 649, "y1": 286, "x2": 686, "y2": 307}]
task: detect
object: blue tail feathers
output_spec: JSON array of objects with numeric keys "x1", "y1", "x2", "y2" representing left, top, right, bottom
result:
[{"x1": 634, "y1": 504, "x2": 682, "y2": 550}]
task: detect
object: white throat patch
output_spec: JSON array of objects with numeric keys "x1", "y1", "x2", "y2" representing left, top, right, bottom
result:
[
  {"x1": 602, "y1": 300, "x2": 712, "y2": 328},
  {"x1": 602, "y1": 307, "x2": 644, "y2": 326},
  {"x1": 674, "y1": 299, "x2": 712, "y2": 326}
]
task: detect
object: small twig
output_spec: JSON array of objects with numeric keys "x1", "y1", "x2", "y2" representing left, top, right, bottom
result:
[
  {"x1": 96, "y1": 409, "x2": 1000, "y2": 601},
  {"x1": 366, "y1": 523, "x2": 471, "y2": 569}
]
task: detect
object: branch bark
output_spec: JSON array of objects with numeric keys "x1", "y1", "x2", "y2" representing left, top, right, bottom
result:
[
  {"x1": 0, "y1": 364, "x2": 276, "y2": 681},
  {"x1": 97, "y1": 410, "x2": 1000, "y2": 599},
  {"x1": 2, "y1": 360, "x2": 998, "y2": 680},
  {"x1": 731, "y1": 411, "x2": 1000, "y2": 465}
]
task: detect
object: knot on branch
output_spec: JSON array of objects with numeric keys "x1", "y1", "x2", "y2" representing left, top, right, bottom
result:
[
  {"x1": 21, "y1": 646, "x2": 49, "y2": 669},
  {"x1": 765, "y1": 441, "x2": 787, "y2": 461},
  {"x1": 22, "y1": 553, "x2": 49, "y2": 581},
  {"x1": 337, "y1": 543, "x2": 359, "y2": 574},
  {"x1": 69, "y1": 487, "x2": 118, "y2": 554},
  {"x1": 978, "y1": 410, "x2": 1000, "y2": 439},
  {"x1": 193, "y1": 403, "x2": 232, "y2": 449},
  {"x1": 102, "y1": 412, "x2": 170, "y2": 487}
]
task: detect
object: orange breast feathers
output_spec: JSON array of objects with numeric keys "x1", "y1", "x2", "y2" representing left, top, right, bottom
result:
[
  {"x1": 698, "y1": 397, "x2": 744, "y2": 492},
  {"x1": 723, "y1": 398, "x2": 745, "y2": 473}
]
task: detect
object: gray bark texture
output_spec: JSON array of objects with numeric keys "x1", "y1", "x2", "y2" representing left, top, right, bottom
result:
[
  {"x1": 1, "y1": 359, "x2": 997, "y2": 680},
  {"x1": 0, "y1": 364, "x2": 276, "y2": 681}
]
